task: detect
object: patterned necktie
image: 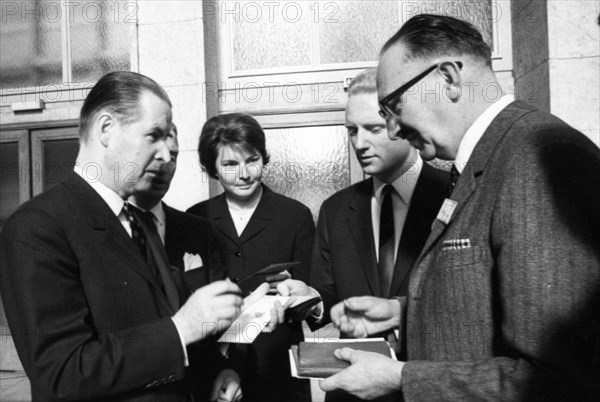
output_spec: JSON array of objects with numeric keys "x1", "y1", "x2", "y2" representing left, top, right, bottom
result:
[
  {"x1": 448, "y1": 165, "x2": 460, "y2": 197},
  {"x1": 378, "y1": 185, "x2": 395, "y2": 297},
  {"x1": 122, "y1": 201, "x2": 147, "y2": 259}
]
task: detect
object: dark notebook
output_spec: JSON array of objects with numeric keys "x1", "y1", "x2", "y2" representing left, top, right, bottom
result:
[{"x1": 290, "y1": 340, "x2": 394, "y2": 378}]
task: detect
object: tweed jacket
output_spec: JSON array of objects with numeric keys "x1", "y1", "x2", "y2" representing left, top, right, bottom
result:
[{"x1": 400, "y1": 101, "x2": 600, "y2": 401}]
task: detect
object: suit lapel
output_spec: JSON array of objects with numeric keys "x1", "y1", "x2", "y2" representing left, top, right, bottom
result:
[
  {"x1": 64, "y1": 176, "x2": 173, "y2": 313},
  {"x1": 411, "y1": 102, "x2": 534, "y2": 294},
  {"x1": 239, "y1": 185, "x2": 273, "y2": 244},
  {"x1": 389, "y1": 164, "x2": 439, "y2": 297},
  {"x1": 348, "y1": 179, "x2": 381, "y2": 296}
]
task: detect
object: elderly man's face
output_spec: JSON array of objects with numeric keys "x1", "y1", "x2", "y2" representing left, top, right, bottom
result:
[
  {"x1": 377, "y1": 44, "x2": 452, "y2": 161},
  {"x1": 106, "y1": 91, "x2": 173, "y2": 196}
]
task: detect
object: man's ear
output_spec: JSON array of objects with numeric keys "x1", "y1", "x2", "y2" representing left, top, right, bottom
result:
[
  {"x1": 97, "y1": 113, "x2": 114, "y2": 147},
  {"x1": 438, "y1": 61, "x2": 462, "y2": 102}
]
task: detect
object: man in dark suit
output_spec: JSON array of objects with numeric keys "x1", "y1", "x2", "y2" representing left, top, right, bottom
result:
[
  {"x1": 0, "y1": 72, "x2": 245, "y2": 401},
  {"x1": 320, "y1": 14, "x2": 600, "y2": 402},
  {"x1": 279, "y1": 68, "x2": 447, "y2": 401},
  {"x1": 280, "y1": 67, "x2": 446, "y2": 335}
]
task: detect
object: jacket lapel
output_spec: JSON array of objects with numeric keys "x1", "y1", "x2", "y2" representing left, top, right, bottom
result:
[
  {"x1": 239, "y1": 185, "x2": 273, "y2": 244},
  {"x1": 389, "y1": 163, "x2": 439, "y2": 297},
  {"x1": 212, "y1": 194, "x2": 241, "y2": 245},
  {"x1": 348, "y1": 179, "x2": 381, "y2": 296},
  {"x1": 64, "y1": 176, "x2": 173, "y2": 313},
  {"x1": 411, "y1": 101, "x2": 534, "y2": 294}
]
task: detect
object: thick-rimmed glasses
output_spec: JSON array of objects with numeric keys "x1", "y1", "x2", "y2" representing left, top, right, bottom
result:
[{"x1": 378, "y1": 61, "x2": 463, "y2": 122}]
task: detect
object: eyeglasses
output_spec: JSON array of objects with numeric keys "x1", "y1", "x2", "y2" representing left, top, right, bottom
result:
[{"x1": 378, "y1": 61, "x2": 462, "y2": 121}]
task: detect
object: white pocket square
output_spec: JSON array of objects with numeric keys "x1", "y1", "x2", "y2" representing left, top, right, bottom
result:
[
  {"x1": 441, "y1": 239, "x2": 471, "y2": 251},
  {"x1": 183, "y1": 252, "x2": 203, "y2": 272}
]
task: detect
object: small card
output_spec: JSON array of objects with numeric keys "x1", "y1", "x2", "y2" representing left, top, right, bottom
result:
[{"x1": 436, "y1": 198, "x2": 458, "y2": 225}]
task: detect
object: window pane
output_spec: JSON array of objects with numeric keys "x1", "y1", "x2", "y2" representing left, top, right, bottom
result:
[
  {"x1": 263, "y1": 126, "x2": 349, "y2": 219},
  {"x1": 232, "y1": 1, "x2": 311, "y2": 71},
  {"x1": 0, "y1": 0, "x2": 62, "y2": 87},
  {"x1": 71, "y1": 0, "x2": 133, "y2": 82},
  {"x1": 319, "y1": 1, "x2": 400, "y2": 64},
  {"x1": 41, "y1": 139, "x2": 79, "y2": 192}
]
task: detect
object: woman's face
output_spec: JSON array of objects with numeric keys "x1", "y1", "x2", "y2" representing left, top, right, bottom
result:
[{"x1": 215, "y1": 144, "x2": 264, "y2": 203}]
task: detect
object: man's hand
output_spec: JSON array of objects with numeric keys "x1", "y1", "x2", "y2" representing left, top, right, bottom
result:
[
  {"x1": 330, "y1": 296, "x2": 401, "y2": 338},
  {"x1": 242, "y1": 282, "x2": 270, "y2": 308},
  {"x1": 276, "y1": 279, "x2": 323, "y2": 322},
  {"x1": 277, "y1": 279, "x2": 317, "y2": 297},
  {"x1": 211, "y1": 369, "x2": 242, "y2": 402},
  {"x1": 320, "y1": 348, "x2": 404, "y2": 400},
  {"x1": 265, "y1": 269, "x2": 292, "y2": 293},
  {"x1": 172, "y1": 279, "x2": 243, "y2": 344}
]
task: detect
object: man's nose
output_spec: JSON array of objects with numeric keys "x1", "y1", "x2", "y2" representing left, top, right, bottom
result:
[
  {"x1": 354, "y1": 129, "x2": 369, "y2": 150},
  {"x1": 155, "y1": 140, "x2": 171, "y2": 163}
]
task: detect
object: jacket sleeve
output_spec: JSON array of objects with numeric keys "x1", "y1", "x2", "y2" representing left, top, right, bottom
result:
[
  {"x1": 290, "y1": 206, "x2": 316, "y2": 284},
  {"x1": 0, "y1": 208, "x2": 186, "y2": 401},
  {"x1": 307, "y1": 204, "x2": 339, "y2": 331}
]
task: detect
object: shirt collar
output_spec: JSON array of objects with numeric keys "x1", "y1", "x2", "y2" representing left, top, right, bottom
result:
[
  {"x1": 373, "y1": 155, "x2": 423, "y2": 204},
  {"x1": 454, "y1": 95, "x2": 514, "y2": 173},
  {"x1": 74, "y1": 165, "x2": 124, "y2": 217},
  {"x1": 128, "y1": 199, "x2": 166, "y2": 225}
]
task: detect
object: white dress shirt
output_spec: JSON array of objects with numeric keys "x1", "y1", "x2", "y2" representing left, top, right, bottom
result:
[
  {"x1": 454, "y1": 95, "x2": 515, "y2": 173},
  {"x1": 371, "y1": 156, "x2": 423, "y2": 262}
]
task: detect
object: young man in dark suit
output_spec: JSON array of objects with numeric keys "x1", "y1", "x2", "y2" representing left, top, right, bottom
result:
[
  {"x1": 278, "y1": 68, "x2": 447, "y2": 365},
  {"x1": 321, "y1": 14, "x2": 600, "y2": 402},
  {"x1": 0, "y1": 72, "x2": 245, "y2": 401}
]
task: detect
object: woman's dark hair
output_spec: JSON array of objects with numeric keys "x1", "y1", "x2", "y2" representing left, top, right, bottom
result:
[
  {"x1": 198, "y1": 113, "x2": 270, "y2": 178},
  {"x1": 79, "y1": 71, "x2": 172, "y2": 140},
  {"x1": 381, "y1": 14, "x2": 492, "y2": 67}
]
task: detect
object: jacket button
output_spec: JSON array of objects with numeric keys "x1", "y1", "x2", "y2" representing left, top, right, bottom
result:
[
  {"x1": 168, "y1": 375, "x2": 176, "y2": 382},
  {"x1": 234, "y1": 251, "x2": 242, "y2": 257}
]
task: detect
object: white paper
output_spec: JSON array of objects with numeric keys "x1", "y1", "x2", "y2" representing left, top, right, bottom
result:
[{"x1": 217, "y1": 295, "x2": 315, "y2": 343}]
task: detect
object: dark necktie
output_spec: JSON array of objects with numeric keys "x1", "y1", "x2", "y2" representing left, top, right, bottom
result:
[
  {"x1": 378, "y1": 185, "x2": 395, "y2": 297},
  {"x1": 138, "y1": 210, "x2": 181, "y2": 312},
  {"x1": 448, "y1": 164, "x2": 460, "y2": 197},
  {"x1": 122, "y1": 202, "x2": 147, "y2": 259}
]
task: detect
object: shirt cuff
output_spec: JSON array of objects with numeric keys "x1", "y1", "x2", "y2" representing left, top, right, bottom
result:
[
  {"x1": 171, "y1": 317, "x2": 189, "y2": 367},
  {"x1": 308, "y1": 287, "x2": 324, "y2": 322}
]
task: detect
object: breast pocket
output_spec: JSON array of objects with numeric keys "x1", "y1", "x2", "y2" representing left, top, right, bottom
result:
[{"x1": 435, "y1": 244, "x2": 483, "y2": 268}]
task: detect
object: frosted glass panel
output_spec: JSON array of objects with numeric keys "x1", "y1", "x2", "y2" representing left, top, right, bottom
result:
[
  {"x1": 232, "y1": 2, "x2": 311, "y2": 71},
  {"x1": 42, "y1": 139, "x2": 79, "y2": 192},
  {"x1": 71, "y1": 0, "x2": 132, "y2": 82},
  {"x1": 0, "y1": 0, "x2": 62, "y2": 87},
  {"x1": 263, "y1": 126, "x2": 349, "y2": 219},
  {"x1": 319, "y1": 1, "x2": 400, "y2": 64}
]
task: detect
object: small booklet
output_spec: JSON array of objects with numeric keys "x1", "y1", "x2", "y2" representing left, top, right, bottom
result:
[
  {"x1": 217, "y1": 295, "x2": 321, "y2": 344},
  {"x1": 289, "y1": 339, "x2": 396, "y2": 379}
]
